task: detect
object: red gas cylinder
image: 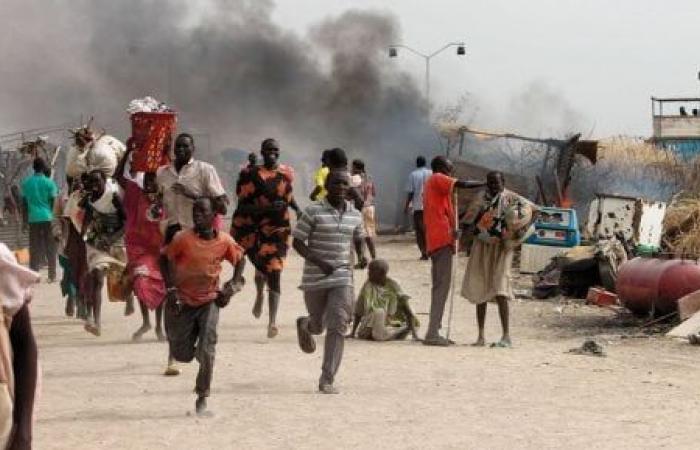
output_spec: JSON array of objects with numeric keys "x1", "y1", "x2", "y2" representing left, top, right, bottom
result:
[{"x1": 616, "y1": 257, "x2": 700, "y2": 316}]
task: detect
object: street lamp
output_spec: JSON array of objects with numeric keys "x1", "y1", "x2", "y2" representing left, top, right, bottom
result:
[{"x1": 388, "y1": 41, "x2": 466, "y2": 116}]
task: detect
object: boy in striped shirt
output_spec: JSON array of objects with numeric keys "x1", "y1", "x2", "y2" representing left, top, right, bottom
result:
[{"x1": 293, "y1": 169, "x2": 365, "y2": 394}]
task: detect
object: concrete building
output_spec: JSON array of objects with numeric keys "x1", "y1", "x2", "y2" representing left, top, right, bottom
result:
[{"x1": 651, "y1": 96, "x2": 700, "y2": 158}]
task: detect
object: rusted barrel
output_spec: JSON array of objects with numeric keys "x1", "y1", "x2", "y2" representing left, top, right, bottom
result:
[{"x1": 616, "y1": 257, "x2": 700, "y2": 316}]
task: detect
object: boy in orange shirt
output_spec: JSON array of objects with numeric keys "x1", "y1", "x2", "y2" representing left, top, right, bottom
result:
[
  {"x1": 163, "y1": 197, "x2": 245, "y2": 415},
  {"x1": 422, "y1": 156, "x2": 484, "y2": 346}
]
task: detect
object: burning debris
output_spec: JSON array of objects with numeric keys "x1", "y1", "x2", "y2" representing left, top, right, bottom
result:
[
  {"x1": 438, "y1": 122, "x2": 700, "y2": 331},
  {"x1": 438, "y1": 124, "x2": 598, "y2": 208}
]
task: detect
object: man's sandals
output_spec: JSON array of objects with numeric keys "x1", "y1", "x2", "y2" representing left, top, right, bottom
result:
[
  {"x1": 422, "y1": 336, "x2": 455, "y2": 347},
  {"x1": 296, "y1": 317, "x2": 316, "y2": 353}
]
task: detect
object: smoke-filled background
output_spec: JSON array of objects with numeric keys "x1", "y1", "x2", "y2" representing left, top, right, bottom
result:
[
  {"x1": 3, "y1": 0, "x2": 691, "y2": 228},
  {"x1": 0, "y1": 0, "x2": 439, "y2": 227}
]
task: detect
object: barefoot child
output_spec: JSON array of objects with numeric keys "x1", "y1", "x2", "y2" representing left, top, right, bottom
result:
[{"x1": 348, "y1": 259, "x2": 419, "y2": 341}]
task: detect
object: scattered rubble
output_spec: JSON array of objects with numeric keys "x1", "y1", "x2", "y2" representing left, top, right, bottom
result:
[
  {"x1": 677, "y1": 290, "x2": 700, "y2": 320},
  {"x1": 567, "y1": 339, "x2": 606, "y2": 357},
  {"x1": 666, "y1": 310, "x2": 700, "y2": 338}
]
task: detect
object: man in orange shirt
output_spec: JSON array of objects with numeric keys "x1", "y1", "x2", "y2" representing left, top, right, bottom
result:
[
  {"x1": 422, "y1": 156, "x2": 484, "y2": 346},
  {"x1": 163, "y1": 197, "x2": 245, "y2": 415}
]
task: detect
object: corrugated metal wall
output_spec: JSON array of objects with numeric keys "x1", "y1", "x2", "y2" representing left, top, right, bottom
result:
[
  {"x1": 659, "y1": 139, "x2": 700, "y2": 160},
  {"x1": 0, "y1": 220, "x2": 28, "y2": 250}
]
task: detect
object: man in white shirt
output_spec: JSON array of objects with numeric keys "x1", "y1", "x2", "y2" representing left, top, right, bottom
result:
[
  {"x1": 156, "y1": 133, "x2": 228, "y2": 244},
  {"x1": 404, "y1": 156, "x2": 432, "y2": 260}
]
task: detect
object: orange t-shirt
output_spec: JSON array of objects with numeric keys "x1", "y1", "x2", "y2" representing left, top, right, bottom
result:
[
  {"x1": 423, "y1": 172, "x2": 457, "y2": 255},
  {"x1": 165, "y1": 229, "x2": 244, "y2": 307}
]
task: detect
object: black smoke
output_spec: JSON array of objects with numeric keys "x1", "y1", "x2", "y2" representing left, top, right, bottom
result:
[{"x1": 0, "y1": 0, "x2": 436, "y2": 227}]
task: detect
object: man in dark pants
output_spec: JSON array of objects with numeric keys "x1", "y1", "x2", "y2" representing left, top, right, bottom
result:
[
  {"x1": 20, "y1": 157, "x2": 58, "y2": 281},
  {"x1": 422, "y1": 156, "x2": 485, "y2": 346},
  {"x1": 293, "y1": 169, "x2": 365, "y2": 394},
  {"x1": 157, "y1": 133, "x2": 229, "y2": 375},
  {"x1": 404, "y1": 156, "x2": 432, "y2": 260},
  {"x1": 163, "y1": 197, "x2": 245, "y2": 415}
]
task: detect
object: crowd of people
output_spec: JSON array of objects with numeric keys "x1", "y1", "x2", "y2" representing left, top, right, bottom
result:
[{"x1": 3, "y1": 129, "x2": 537, "y2": 446}]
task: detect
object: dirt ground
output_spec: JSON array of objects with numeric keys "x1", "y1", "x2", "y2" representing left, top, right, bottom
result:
[{"x1": 30, "y1": 236, "x2": 700, "y2": 449}]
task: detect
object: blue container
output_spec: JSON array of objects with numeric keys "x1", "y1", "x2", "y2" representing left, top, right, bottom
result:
[{"x1": 526, "y1": 207, "x2": 580, "y2": 247}]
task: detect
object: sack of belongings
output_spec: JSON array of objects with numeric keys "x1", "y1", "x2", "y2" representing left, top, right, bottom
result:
[
  {"x1": 65, "y1": 135, "x2": 125, "y2": 178},
  {"x1": 86, "y1": 135, "x2": 125, "y2": 176},
  {"x1": 65, "y1": 144, "x2": 89, "y2": 178}
]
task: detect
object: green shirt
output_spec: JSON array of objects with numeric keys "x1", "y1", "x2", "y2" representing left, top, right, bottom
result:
[
  {"x1": 356, "y1": 278, "x2": 404, "y2": 326},
  {"x1": 21, "y1": 173, "x2": 58, "y2": 223},
  {"x1": 355, "y1": 277, "x2": 419, "y2": 331}
]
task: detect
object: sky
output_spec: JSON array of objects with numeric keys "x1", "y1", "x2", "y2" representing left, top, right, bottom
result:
[
  {"x1": 273, "y1": 0, "x2": 700, "y2": 138},
  {"x1": 1, "y1": 0, "x2": 697, "y2": 140}
]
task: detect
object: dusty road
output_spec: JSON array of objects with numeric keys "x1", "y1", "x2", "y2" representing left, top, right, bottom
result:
[{"x1": 30, "y1": 237, "x2": 700, "y2": 449}]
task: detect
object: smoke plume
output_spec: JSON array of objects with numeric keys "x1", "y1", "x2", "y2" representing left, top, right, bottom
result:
[
  {"x1": 506, "y1": 80, "x2": 588, "y2": 137},
  {"x1": 0, "y1": 0, "x2": 435, "y2": 227}
]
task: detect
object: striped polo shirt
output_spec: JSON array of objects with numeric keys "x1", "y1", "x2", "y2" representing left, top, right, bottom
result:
[{"x1": 292, "y1": 199, "x2": 365, "y2": 291}]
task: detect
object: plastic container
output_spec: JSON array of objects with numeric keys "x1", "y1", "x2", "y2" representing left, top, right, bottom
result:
[
  {"x1": 586, "y1": 287, "x2": 618, "y2": 307},
  {"x1": 129, "y1": 112, "x2": 176, "y2": 172},
  {"x1": 616, "y1": 257, "x2": 700, "y2": 316},
  {"x1": 107, "y1": 268, "x2": 131, "y2": 302},
  {"x1": 635, "y1": 244, "x2": 658, "y2": 257},
  {"x1": 525, "y1": 207, "x2": 580, "y2": 247},
  {"x1": 14, "y1": 248, "x2": 30, "y2": 265}
]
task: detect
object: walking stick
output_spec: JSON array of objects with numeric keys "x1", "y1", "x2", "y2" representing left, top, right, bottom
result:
[{"x1": 446, "y1": 191, "x2": 459, "y2": 342}]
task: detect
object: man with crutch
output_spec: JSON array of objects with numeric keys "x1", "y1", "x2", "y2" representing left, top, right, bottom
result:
[{"x1": 422, "y1": 156, "x2": 484, "y2": 346}]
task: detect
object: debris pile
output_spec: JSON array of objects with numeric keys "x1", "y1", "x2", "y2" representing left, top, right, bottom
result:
[
  {"x1": 567, "y1": 339, "x2": 606, "y2": 357},
  {"x1": 531, "y1": 238, "x2": 627, "y2": 299},
  {"x1": 661, "y1": 193, "x2": 700, "y2": 257}
]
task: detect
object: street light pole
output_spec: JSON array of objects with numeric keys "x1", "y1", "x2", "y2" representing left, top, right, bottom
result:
[
  {"x1": 425, "y1": 56, "x2": 430, "y2": 114},
  {"x1": 388, "y1": 42, "x2": 466, "y2": 117}
]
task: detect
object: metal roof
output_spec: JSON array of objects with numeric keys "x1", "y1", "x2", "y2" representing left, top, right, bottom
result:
[{"x1": 651, "y1": 97, "x2": 700, "y2": 102}]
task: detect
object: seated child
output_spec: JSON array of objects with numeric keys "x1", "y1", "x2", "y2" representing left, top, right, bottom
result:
[{"x1": 349, "y1": 259, "x2": 419, "y2": 341}]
